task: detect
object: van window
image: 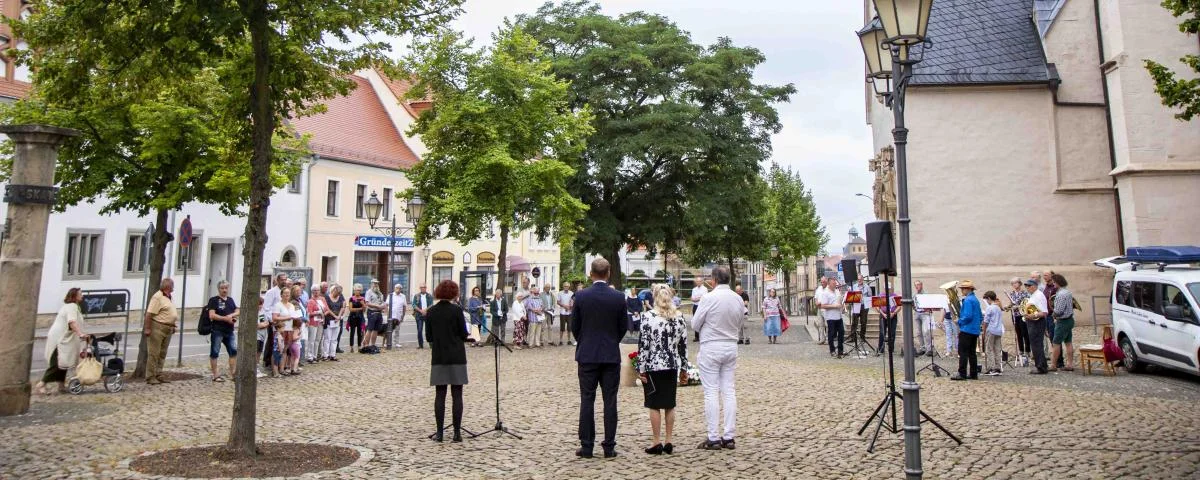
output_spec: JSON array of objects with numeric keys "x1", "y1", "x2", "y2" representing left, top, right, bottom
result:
[
  {"x1": 1115, "y1": 281, "x2": 1132, "y2": 306},
  {"x1": 1162, "y1": 284, "x2": 1196, "y2": 323},
  {"x1": 1129, "y1": 282, "x2": 1158, "y2": 313}
]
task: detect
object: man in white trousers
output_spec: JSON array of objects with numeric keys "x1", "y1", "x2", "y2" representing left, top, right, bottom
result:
[{"x1": 690, "y1": 266, "x2": 745, "y2": 450}]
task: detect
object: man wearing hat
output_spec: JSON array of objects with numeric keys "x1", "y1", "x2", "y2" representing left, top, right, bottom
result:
[
  {"x1": 1021, "y1": 279, "x2": 1050, "y2": 374},
  {"x1": 951, "y1": 280, "x2": 983, "y2": 381}
]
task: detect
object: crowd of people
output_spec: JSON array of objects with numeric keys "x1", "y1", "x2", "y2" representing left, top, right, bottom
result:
[{"x1": 810, "y1": 270, "x2": 1079, "y2": 380}]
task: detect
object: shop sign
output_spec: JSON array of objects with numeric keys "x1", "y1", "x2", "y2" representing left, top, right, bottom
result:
[{"x1": 354, "y1": 235, "x2": 414, "y2": 248}]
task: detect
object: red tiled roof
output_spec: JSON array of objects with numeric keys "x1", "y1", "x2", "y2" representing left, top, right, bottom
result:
[
  {"x1": 290, "y1": 75, "x2": 420, "y2": 169},
  {"x1": 375, "y1": 68, "x2": 433, "y2": 118},
  {"x1": 0, "y1": 79, "x2": 31, "y2": 100}
]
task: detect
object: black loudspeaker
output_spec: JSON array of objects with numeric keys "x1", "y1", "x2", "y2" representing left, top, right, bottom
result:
[
  {"x1": 841, "y1": 259, "x2": 859, "y2": 285},
  {"x1": 866, "y1": 221, "x2": 897, "y2": 276}
]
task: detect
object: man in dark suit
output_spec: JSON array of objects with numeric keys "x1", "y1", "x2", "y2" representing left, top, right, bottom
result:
[{"x1": 571, "y1": 258, "x2": 628, "y2": 459}]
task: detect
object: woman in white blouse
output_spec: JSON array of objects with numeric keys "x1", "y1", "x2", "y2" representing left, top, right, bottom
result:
[{"x1": 636, "y1": 284, "x2": 691, "y2": 455}]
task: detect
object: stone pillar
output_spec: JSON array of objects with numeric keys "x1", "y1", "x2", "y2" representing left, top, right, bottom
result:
[{"x1": 0, "y1": 125, "x2": 77, "y2": 416}]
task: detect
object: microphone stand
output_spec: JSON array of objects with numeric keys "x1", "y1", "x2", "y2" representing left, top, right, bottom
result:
[{"x1": 468, "y1": 317, "x2": 522, "y2": 439}]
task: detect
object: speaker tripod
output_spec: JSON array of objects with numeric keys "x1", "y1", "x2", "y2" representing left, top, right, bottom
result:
[
  {"x1": 468, "y1": 320, "x2": 522, "y2": 440},
  {"x1": 857, "y1": 274, "x2": 961, "y2": 452}
]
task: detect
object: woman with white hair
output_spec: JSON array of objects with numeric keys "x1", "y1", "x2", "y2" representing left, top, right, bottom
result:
[
  {"x1": 636, "y1": 284, "x2": 691, "y2": 455},
  {"x1": 762, "y1": 288, "x2": 783, "y2": 344},
  {"x1": 1006, "y1": 277, "x2": 1031, "y2": 363},
  {"x1": 306, "y1": 285, "x2": 329, "y2": 363}
]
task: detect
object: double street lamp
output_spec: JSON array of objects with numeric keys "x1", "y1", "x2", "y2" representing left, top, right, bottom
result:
[
  {"x1": 857, "y1": 1, "x2": 933, "y2": 479},
  {"x1": 364, "y1": 191, "x2": 424, "y2": 340}
]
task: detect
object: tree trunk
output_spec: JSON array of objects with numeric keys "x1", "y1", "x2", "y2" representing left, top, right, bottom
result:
[
  {"x1": 783, "y1": 269, "x2": 792, "y2": 314},
  {"x1": 228, "y1": 0, "x2": 273, "y2": 457},
  {"x1": 132, "y1": 208, "x2": 170, "y2": 380},
  {"x1": 497, "y1": 223, "x2": 509, "y2": 297},
  {"x1": 727, "y1": 236, "x2": 736, "y2": 286},
  {"x1": 607, "y1": 243, "x2": 622, "y2": 290}
]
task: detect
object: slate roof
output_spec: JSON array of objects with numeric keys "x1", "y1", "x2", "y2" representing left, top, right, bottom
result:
[
  {"x1": 289, "y1": 75, "x2": 420, "y2": 170},
  {"x1": 1034, "y1": 0, "x2": 1066, "y2": 38},
  {"x1": 911, "y1": 0, "x2": 1051, "y2": 86}
]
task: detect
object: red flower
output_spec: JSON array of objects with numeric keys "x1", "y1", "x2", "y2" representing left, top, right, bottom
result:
[{"x1": 628, "y1": 351, "x2": 638, "y2": 359}]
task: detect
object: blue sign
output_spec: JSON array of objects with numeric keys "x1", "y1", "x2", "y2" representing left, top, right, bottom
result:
[
  {"x1": 837, "y1": 262, "x2": 843, "y2": 272},
  {"x1": 354, "y1": 235, "x2": 415, "y2": 248},
  {"x1": 179, "y1": 216, "x2": 193, "y2": 248}
]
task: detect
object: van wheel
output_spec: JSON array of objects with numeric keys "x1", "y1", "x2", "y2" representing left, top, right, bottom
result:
[{"x1": 1119, "y1": 336, "x2": 1145, "y2": 373}]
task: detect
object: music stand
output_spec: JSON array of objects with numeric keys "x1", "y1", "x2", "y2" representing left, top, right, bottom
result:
[
  {"x1": 468, "y1": 319, "x2": 522, "y2": 439},
  {"x1": 858, "y1": 274, "x2": 961, "y2": 452}
]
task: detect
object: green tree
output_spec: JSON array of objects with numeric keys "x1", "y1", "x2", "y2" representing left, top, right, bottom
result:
[
  {"x1": 403, "y1": 26, "x2": 591, "y2": 296},
  {"x1": 0, "y1": 28, "x2": 306, "y2": 380},
  {"x1": 8, "y1": 0, "x2": 464, "y2": 456},
  {"x1": 762, "y1": 164, "x2": 827, "y2": 310},
  {"x1": 517, "y1": 1, "x2": 794, "y2": 288},
  {"x1": 680, "y1": 170, "x2": 769, "y2": 282},
  {"x1": 1145, "y1": 0, "x2": 1200, "y2": 120}
]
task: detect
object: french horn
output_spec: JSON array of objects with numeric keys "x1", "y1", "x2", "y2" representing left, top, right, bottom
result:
[{"x1": 1020, "y1": 299, "x2": 1040, "y2": 318}]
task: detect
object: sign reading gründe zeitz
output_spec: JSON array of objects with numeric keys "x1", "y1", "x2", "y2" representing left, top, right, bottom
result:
[{"x1": 354, "y1": 235, "x2": 415, "y2": 248}]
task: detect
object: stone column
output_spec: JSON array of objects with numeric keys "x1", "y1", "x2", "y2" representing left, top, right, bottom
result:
[{"x1": 0, "y1": 124, "x2": 78, "y2": 416}]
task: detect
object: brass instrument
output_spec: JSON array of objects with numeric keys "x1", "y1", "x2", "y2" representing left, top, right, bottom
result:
[
  {"x1": 1020, "y1": 298, "x2": 1040, "y2": 319},
  {"x1": 940, "y1": 280, "x2": 960, "y2": 319}
]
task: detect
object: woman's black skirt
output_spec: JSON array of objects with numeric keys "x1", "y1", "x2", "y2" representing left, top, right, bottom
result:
[{"x1": 642, "y1": 369, "x2": 678, "y2": 410}]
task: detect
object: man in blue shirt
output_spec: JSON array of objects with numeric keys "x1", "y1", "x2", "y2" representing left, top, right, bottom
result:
[{"x1": 952, "y1": 280, "x2": 983, "y2": 381}]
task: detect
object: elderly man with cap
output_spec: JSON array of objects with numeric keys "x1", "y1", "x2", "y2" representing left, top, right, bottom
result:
[
  {"x1": 951, "y1": 280, "x2": 983, "y2": 381},
  {"x1": 1022, "y1": 278, "x2": 1050, "y2": 374}
]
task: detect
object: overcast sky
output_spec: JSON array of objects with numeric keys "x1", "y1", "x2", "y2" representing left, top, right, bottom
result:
[{"x1": 436, "y1": 0, "x2": 876, "y2": 251}]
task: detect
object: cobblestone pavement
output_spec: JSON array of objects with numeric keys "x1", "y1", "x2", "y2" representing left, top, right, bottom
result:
[{"x1": 4, "y1": 317, "x2": 1200, "y2": 479}]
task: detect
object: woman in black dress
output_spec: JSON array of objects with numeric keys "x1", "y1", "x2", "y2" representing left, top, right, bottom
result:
[
  {"x1": 636, "y1": 284, "x2": 690, "y2": 455},
  {"x1": 347, "y1": 284, "x2": 366, "y2": 352},
  {"x1": 425, "y1": 279, "x2": 473, "y2": 442}
]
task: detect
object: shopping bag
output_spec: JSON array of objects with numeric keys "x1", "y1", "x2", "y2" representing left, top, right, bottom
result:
[
  {"x1": 76, "y1": 355, "x2": 103, "y2": 385},
  {"x1": 780, "y1": 311, "x2": 791, "y2": 333}
]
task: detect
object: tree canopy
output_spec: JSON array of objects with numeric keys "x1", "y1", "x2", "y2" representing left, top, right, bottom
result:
[
  {"x1": 516, "y1": 1, "x2": 794, "y2": 286},
  {"x1": 402, "y1": 25, "x2": 592, "y2": 290},
  {"x1": 1145, "y1": 0, "x2": 1200, "y2": 120}
]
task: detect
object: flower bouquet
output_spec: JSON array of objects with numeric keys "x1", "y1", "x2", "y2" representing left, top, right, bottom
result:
[{"x1": 629, "y1": 351, "x2": 642, "y2": 386}]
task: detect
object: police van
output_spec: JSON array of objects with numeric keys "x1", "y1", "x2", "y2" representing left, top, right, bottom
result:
[{"x1": 1094, "y1": 246, "x2": 1200, "y2": 375}]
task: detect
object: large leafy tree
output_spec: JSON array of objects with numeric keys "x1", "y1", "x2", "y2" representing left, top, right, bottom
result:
[
  {"x1": 516, "y1": 1, "x2": 794, "y2": 287},
  {"x1": 10, "y1": 0, "x2": 464, "y2": 456},
  {"x1": 762, "y1": 164, "x2": 827, "y2": 309},
  {"x1": 403, "y1": 26, "x2": 592, "y2": 295},
  {"x1": 679, "y1": 169, "x2": 768, "y2": 283},
  {"x1": 1145, "y1": 0, "x2": 1200, "y2": 120},
  {"x1": 2, "y1": 28, "x2": 306, "y2": 380}
]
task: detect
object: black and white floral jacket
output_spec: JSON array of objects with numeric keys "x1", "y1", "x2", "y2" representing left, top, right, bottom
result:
[{"x1": 637, "y1": 311, "x2": 690, "y2": 374}]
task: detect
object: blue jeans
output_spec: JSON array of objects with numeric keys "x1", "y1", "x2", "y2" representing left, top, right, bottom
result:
[
  {"x1": 943, "y1": 318, "x2": 959, "y2": 353},
  {"x1": 210, "y1": 330, "x2": 238, "y2": 359},
  {"x1": 415, "y1": 315, "x2": 426, "y2": 348}
]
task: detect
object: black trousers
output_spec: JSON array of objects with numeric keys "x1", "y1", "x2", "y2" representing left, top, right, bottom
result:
[
  {"x1": 827, "y1": 319, "x2": 845, "y2": 355},
  {"x1": 1011, "y1": 313, "x2": 1030, "y2": 354},
  {"x1": 958, "y1": 332, "x2": 979, "y2": 378},
  {"x1": 1026, "y1": 319, "x2": 1048, "y2": 372},
  {"x1": 877, "y1": 315, "x2": 897, "y2": 353},
  {"x1": 415, "y1": 315, "x2": 426, "y2": 348},
  {"x1": 578, "y1": 362, "x2": 620, "y2": 452}
]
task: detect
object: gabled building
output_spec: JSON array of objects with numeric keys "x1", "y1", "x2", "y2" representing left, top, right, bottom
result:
[{"x1": 863, "y1": 0, "x2": 1200, "y2": 321}]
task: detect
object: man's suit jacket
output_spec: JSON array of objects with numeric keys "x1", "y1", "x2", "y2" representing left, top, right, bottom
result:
[
  {"x1": 571, "y1": 281, "x2": 628, "y2": 364},
  {"x1": 412, "y1": 292, "x2": 434, "y2": 318},
  {"x1": 489, "y1": 297, "x2": 508, "y2": 323}
]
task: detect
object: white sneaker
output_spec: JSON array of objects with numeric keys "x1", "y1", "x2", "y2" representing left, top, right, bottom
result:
[{"x1": 256, "y1": 369, "x2": 266, "y2": 378}]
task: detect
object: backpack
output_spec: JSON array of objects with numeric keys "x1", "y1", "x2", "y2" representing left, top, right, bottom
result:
[{"x1": 197, "y1": 305, "x2": 213, "y2": 336}]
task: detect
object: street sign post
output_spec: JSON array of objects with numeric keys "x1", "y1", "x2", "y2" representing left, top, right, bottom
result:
[
  {"x1": 531, "y1": 267, "x2": 541, "y2": 279},
  {"x1": 177, "y1": 216, "x2": 192, "y2": 367}
]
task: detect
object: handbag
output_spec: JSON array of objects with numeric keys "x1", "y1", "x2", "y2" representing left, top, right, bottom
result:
[
  {"x1": 780, "y1": 310, "x2": 791, "y2": 333},
  {"x1": 76, "y1": 354, "x2": 103, "y2": 385}
]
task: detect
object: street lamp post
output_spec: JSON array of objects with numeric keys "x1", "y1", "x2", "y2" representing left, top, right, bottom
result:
[
  {"x1": 859, "y1": 1, "x2": 934, "y2": 478},
  {"x1": 364, "y1": 191, "x2": 423, "y2": 350}
]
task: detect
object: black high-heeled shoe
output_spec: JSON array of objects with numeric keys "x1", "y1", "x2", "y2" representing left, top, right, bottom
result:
[
  {"x1": 663, "y1": 443, "x2": 674, "y2": 454},
  {"x1": 432, "y1": 429, "x2": 444, "y2": 442},
  {"x1": 644, "y1": 444, "x2": 663, "y2": 455},
  {"x1": 452, "y1": 427, "x2": 463, "y2": 443}
]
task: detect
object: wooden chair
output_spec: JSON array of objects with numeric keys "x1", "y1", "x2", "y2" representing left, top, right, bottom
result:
[{"x1": 1078, "y1": 326, "x2": 1116, "y2": 376}]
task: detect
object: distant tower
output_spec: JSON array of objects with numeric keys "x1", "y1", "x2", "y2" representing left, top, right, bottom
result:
[{"x1": 848, "y1": 224, "x2": 859, "y2": 242}]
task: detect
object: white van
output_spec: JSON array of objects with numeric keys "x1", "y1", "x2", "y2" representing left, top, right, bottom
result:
[{"x1": 1100, "y1": 247, "x2": 1200, "y2": 375}]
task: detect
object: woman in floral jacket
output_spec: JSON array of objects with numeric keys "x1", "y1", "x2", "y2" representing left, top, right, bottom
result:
[{"x1": 636, "y1": 284, "x2": 690, "y2": 455}]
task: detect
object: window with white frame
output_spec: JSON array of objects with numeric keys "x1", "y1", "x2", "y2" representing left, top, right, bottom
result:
[
  {"x1": 382, "y1": 187, "x2": 393, "y2": 220},
  {"x1": 65, "y1": 230, "x2": 103, "y2": 279},
  {"x1": 13, "y1": 40, "x2": 29, "y2": 82},
  {"x1": 287, "y1": 173, "x2": 301, "y2": 193},
  {"x1": 355, "y1": 184, "x2": 367, "y2": 219},
  {"x1": 326, "y1": 180, "x2": 339, "y2": 216},
  {"x1": 124, "y1": 231, "x2": 148, "y2": 275},
  {"x1": 176, "y1": 233, "x2": 202, "y2": 271}
]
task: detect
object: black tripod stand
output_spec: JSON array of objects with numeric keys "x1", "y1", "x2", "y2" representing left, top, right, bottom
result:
[
  {"x1": 468, "y1": 320, "x2": 522, "y2": 439},
  {"x1": 917, "y1": 325, "x2": 952, "y2": 377},
  {"x1": 857, "y1": 275, "x2": 961, "y2": 453}
]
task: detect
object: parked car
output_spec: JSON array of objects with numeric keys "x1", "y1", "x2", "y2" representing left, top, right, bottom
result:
[{"x1": 1098, "y1": 246, "x2": 1200, "y2": 375}]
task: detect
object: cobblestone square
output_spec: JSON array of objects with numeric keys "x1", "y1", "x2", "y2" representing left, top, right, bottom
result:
[{"x1": 4, "y1": 319, "x2": 1200, "y2": 479}]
